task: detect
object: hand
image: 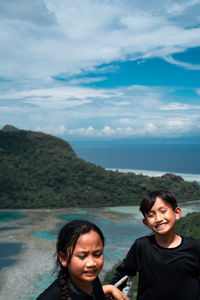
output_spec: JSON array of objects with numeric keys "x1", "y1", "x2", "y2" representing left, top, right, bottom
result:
[{"x1": 103, "y1": 284, "x2": 129, "y2": 300}]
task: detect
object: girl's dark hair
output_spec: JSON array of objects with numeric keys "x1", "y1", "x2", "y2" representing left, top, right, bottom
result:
[
  {"x1": 55, "y1": 219, "x2": 105, "y2": 300},
  {"x1": 140, "y1": 190, "x2": 178, "y2": 217}
]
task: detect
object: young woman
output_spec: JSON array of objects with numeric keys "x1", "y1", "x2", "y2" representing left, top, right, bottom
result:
[{"x1": 37, "y1": 219, "x2": 128, "y2": 300}]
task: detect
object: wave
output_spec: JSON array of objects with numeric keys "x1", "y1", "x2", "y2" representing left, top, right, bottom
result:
[{"x1": 106, "y1": 168, "x2": 200, "y2": 183}]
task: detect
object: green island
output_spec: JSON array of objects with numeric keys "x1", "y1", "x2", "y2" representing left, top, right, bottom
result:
[{"x1": 1, "y1": 124, "x2": 200, "y2": 209}]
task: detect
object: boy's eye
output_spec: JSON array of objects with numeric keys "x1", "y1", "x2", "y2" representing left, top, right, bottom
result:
[
  {"x1": 161, "y1": 210, "x2": 167, "y2": 214},
  {"x1": 147, "y1": 213, "x2": 154, "y2": 218}
]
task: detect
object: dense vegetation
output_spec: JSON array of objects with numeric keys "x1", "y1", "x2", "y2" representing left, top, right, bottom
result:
[
  {"x1": 1, "y1": 125, "x2": 200, "y2": 209},
  {"x1": 175, "y1": 211, "x2": 200, "y2": 240},
  {"x1": 103, "y1": 211, "x2": 200, "y2": 298}
]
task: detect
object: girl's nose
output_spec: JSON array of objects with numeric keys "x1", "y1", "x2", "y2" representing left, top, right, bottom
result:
[{"x1": 86, "y1": 257, "x2": 96, "y2": 267}]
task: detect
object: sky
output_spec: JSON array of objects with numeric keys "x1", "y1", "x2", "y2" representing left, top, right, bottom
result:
[{"x1": 0, "y1": 0, "x2": 200, "y2": 141}]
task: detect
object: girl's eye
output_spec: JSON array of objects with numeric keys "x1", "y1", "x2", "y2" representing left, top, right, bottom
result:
[
  {"x1": 161, "y1": 210, "x2": 167, "y2": 214},
  {"x1": 78, "y1": 255, "x2": 87, "y2": 260},
  {"x1": 94, "y1": 252, "x2": 103, "y2": 258}
]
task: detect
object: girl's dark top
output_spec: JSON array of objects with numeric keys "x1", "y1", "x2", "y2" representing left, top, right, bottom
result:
[
  {"x1": 36, "y1": 276, "x2": 107, "y2": 300},
  {"x1": 110, "y1": 235, "x2": 200, "y2": 300}
]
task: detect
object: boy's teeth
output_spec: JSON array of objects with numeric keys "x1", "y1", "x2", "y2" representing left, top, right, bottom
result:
[{"x1": 156, "y1": 223, "x2": 166, "y2": 228}]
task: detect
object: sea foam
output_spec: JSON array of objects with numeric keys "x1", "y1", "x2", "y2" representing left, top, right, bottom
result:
[{"x1": 106, "y1": 168, "x2": 200, "y2": 183}]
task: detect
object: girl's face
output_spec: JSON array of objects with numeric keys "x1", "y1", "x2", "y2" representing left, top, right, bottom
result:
[{"x1": 59, "y1": 230, "x2": 104, "y2": 292}]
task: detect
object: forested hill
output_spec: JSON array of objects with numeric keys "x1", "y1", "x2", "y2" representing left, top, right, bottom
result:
[{"x1": 0, "y1": 125, "x2": 200, "y2": 209}]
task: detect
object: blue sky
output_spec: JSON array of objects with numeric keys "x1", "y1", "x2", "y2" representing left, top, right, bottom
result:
[{"x1": 0, "y1": 0, "x2": 200, "y2": 140}]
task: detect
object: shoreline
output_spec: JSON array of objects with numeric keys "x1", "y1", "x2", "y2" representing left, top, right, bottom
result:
[
  {"x1": 106, "y1": 168, "x2": 200, "y2": 183},
  {"x1": 1, "y1": 199, "x2": 200, "y2": 212}
]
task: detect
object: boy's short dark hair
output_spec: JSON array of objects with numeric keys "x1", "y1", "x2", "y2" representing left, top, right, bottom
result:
[{"x1": 140, "y1": 190, "x2": 178, "y2": 217}]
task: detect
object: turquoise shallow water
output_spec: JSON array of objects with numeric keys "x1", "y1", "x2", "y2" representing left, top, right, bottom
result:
[
  {"x1": 60, "y1": 212, "x2": 148, "y2": 260},
  {"x1": 33, "y1": 212, "x2": 148, "y2": 260},
  {"x1": 30, "y1": 209, "x2": 148, "y2": 299},
  {"x1": 0, "y1": 242, "x2": 24, "y2": 270},
  {"x1": 31, "y1": 203, "x2": 200, "y2": 299},
  {"x1": 0, "y1": 226, "x2": 20, "y2": 232},
  {"x1": 0, "y1": 211, "x2": 26, "y2": 271},
  {"x1": 22, "y1": 273, "x2": 56, "y2": 300},
  {"x1": 1, "y1": 203, "x2": 200, "y2": 300},
  {"x1": 0, "y1": 211, "x2": 26, "y2": 222},
  {"x1": 32, "y1": 231, "x2": 57, "y2": 240}
]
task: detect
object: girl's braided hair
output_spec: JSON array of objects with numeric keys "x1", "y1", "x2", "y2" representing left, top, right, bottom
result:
[{"x1": 54, "y1": 219, "x2": 105, "y2": 300}]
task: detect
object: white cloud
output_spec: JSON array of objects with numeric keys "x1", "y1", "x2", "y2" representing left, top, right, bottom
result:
[
  {"x1": 1, "y1": 0, "x2": 200, "y2": 139},
  {"x1": 165, "y1": 0, "x2": 200, "y2": 15},
  {"x1": 146, "y1": 123, "x2": 157, "y2": 134},
  {"x1": 1, "y1": 0, "x2": 200, "y2": 81},
  {"x1": 0, "y1": 86, "x2": 114, "y2": 101},
  {"x1": 102, "y1": 126, "x2": 116, "y2": 136},
  {"x1": 110, "y1": 101, "x2": 130, "y2": 106},
  {"x1": 160, "y1": 102, "x2": 189, "y2": 110},
  {"x1": 67, "y1": 126, "x2": 138, "y2": 137},
  {"x1": 58, "y1": 114, "x2": 199, "y2": 138},
  {"x1": 160, "y1": 102, "x2": 200, "y2": 111},
  {"x1": 68, "y1": 77, "x2": 107, "y2": 85},
  {"x1": 0, "y1": 0, "x2": 56, "y2": 25},
  {"x1": 119, "y1": 118, "x2": 135, "y2": 125},
  {"x1": 167, "y1": 119, "x2": 189, "y2": 128},
  {"x1": 1, "y1": 83, "x2": 200, "y2": 138},
  {"x1": 24, "y1": 98, "x2": 93, "y2": 109},
  {"x1": 164, "y1": 118, "x2": 194, "y2": 135},
  {"x1": 68, "y1": 126, "x2": 100, "y2": 137},
  {"x1": 35, "y1": 124, "x2": 66, "y2": 135},
  {"x1": 164, "y1": 56, "x2": 200, "y2": 70}
]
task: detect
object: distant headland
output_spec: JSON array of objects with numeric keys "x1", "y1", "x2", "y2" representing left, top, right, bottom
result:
[{"x1": 1, "y1": 125, "x2": 200, "y2": 209}]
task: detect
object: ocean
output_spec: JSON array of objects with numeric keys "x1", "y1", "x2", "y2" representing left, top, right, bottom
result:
[{"x1": 70, "y1": 140, "x2": 200, "y2": 181}]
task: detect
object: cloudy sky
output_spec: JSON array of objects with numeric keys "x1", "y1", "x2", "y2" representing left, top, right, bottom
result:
[{"x1": 1, "y1": 0, "x2": 200, "y2": 140}]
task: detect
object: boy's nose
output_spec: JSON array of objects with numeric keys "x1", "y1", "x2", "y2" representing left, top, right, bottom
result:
[{"x1": 155, "y1": 212, "x2": 163, "y2": 222}]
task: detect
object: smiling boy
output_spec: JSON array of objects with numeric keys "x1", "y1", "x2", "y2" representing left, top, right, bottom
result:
[{"x1": 110, "y1": 190, "x2": 200, "y2": 300}]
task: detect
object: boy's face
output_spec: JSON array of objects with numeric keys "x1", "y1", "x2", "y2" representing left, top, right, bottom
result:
[{"x1": 143, "y1": 196, "x2": 181, "y2": 236}]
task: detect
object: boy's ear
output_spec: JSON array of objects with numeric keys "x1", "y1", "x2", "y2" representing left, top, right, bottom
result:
[
  {"x1": 142, "y1": 218, "x2": 149, "y2": 227},
  {"x1": 175, "y1": 207, "x2": 181, "y2": 220},
  {"x1": 58, "y1": 251, "x2": 68, "y2": 267}
]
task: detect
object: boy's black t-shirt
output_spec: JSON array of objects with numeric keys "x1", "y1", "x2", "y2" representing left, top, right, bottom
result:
[{"x1": 110, "y1": 235, "x2": 200, "y2": 300}]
